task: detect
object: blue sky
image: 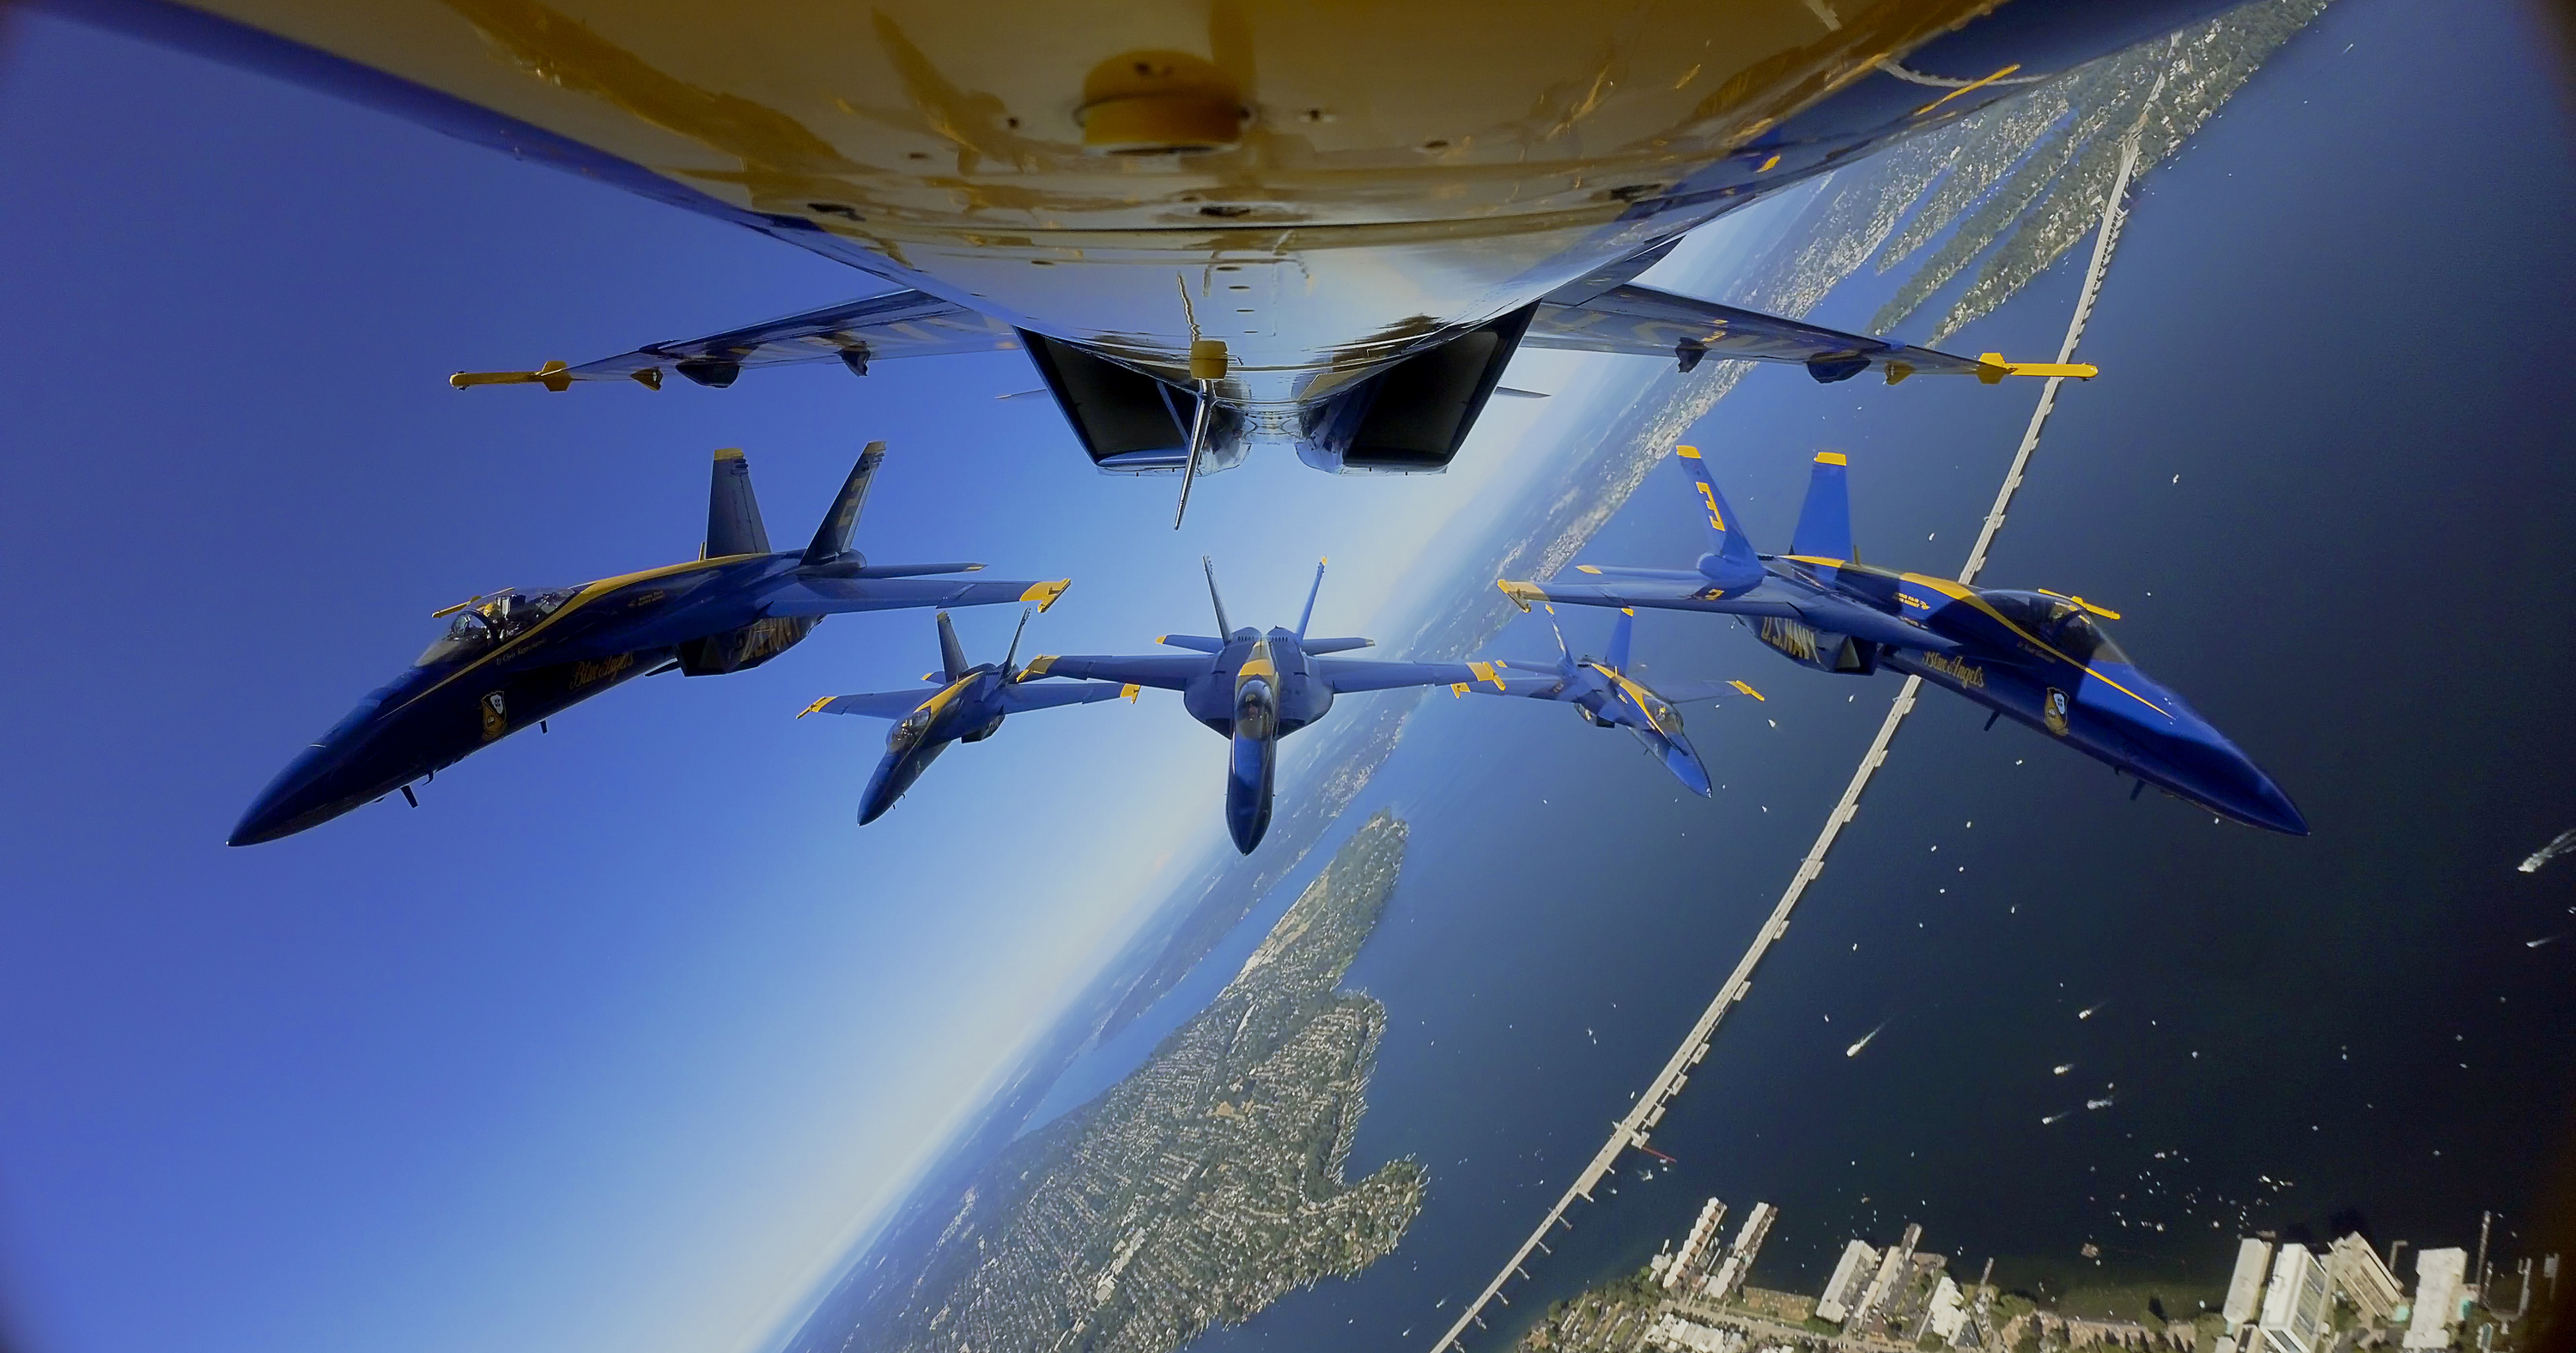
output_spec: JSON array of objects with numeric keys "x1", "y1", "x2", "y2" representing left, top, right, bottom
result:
[{"x1": 0, "y1": 15, "x2": 1810, "y2": 1353}]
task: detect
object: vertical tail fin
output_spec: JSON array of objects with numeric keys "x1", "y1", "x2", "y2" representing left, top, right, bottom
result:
[
  {"x1": 1676, "y1": 446, "x2": 1763, "y2": 588},
  {"x1": 1001, "y1": 608, "x2": 1033, "y2": 672},
  {"x1": 805, "y1": 440, "x2": 886, "y2": 564},
  {"x1": 1790, "y1": 450, "x2": 1854, "y2": 561},
  {"x1": 1606, "y1": 608, "x2": 1635, "y2": 672},
  {"x1": 935, "y1": 611, "x2": 969, "y2": 682},
  {"x1": 1203, "y1": 556, "x2": 1234, "y2": 636},
  {"x1": 706, "y1": 448, "x2": 772, "y2": 557},
  {"x1": 1296, "y1": 558, "x2": 1327, "y2": 640}
]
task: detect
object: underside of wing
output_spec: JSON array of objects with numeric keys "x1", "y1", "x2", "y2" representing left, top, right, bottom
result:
[
  {"x1": 1524, "y1": 284, "x2": 2090, "y2": 385},
  {"x1": 1000, "y1": 681, "x2": 1139, "y2": 711},
  {"x1": 1017, "y1": 654, "x2": 1207, "y2": 691},
  {"x1": 763, "y1": 577, "x2": 1068, "y2": 617},
  {"x1": 1635, "y1": 678, "x2": 1740, "y2": 704},
  {"x1": 453, "y1": 289, "x2": 1019, "y2": 392},
  {"x1": 1313, "y1": 658, "x2": 1482, "y2": 694},
  {"x1": 799, "y1": 687, "x2": 946, "y2": 719}
]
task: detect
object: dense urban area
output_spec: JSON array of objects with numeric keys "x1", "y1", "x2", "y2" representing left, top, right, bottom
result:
[{"x1": 1514, "y1": 1203, "x2": 2555, "y2": 1353}]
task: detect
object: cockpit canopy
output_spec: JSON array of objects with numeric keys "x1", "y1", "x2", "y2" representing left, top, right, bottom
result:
[
  {"x1": 414, "y1": 586, "x2": 580, "y2": 667},
  {"x1": 1982, "y1": 591, "x2": 2130, "y2": 664},
  {"x1": 1233, "y1": 676, "x2": 1277, "y2": 740},
  {"x1": 889, "y1": 703, "x2": 937, "y2": 751}
]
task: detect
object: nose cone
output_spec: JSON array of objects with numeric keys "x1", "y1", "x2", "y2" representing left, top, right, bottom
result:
[
  {"x1": 857, "y1": 743, "x2": 944, "y2": 825},
  {"x1": 229, "y1": 741, "x2": 368, "y2": 846},
  {"x1": 2089, "y1": 667, "x2": 2308, "y2": 836},
  {"x1": 1225, "y1": 729, "x2": 1277, "y2": 854},
  {"x1": 1660, "y1": 734, "x2": 1714, "y2": 797}
]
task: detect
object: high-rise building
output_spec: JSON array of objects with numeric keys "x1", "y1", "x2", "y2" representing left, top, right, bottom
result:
[
  {"x1": 1703, "y1": 1202, "x2": 1777, "y2": 1304},
  {"x1": 1666, "y1": 1198, "x2": 1729, "y2": 1290},
  {"x1": 2227, "y1": 1240, "x2": 2278, "y2": 1326},
  {"x1": 2327, "y1": 1233, "x2": 2404, "y2": 1324},
  {"x1": 1817, "y1": 1241, "x2": 1880, "y2": 1324},
  {"x1": 2257, "y1": 1244, "x2": 2331, "y2": 1353},
  {"x1": 2406, "y1": 1249, "x2": 2470, "y2": 1350}
]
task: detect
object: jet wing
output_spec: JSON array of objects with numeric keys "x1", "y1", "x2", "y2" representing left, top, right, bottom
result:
[
  {"x1": 763, "y1": 577, "x2": 1069, "y2": 617},
  {"x1": 1499, "y1": 578, "x2": 1960, "y2": 653},
  {"x1": 1312, "y1": 658, "x2": 1483, "y2": 695},
  {"x1": 1000, "y1": 681, "x2": 1139, "y2": 711},
  {"x1": 1524, "y1": 284, "x2": 2091, "y2": 385},
  {"x1": 1018, "y1": 654, "x2": 1208, "y2": 691},
  {"x1": 452, "y1": 289, "x2": 1021, "y2": 392},
  {"x1": 1449, "y1": 661, "x2": 1570, "y2": 700},
  {"x1": 1636, "y1": 679, "x2": 1748, "y2": 704},
  {"x1": 799, "y1": 687, "x2": 947, "y2": 719}
]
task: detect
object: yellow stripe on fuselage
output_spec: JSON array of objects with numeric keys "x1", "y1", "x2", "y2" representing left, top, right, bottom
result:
[
  {"x1": 1776, "y1": 555, "x2": 2169, "y2": 719},
  {"x1": 402, "y1": 552, "x2": 767, "y2": 712}
]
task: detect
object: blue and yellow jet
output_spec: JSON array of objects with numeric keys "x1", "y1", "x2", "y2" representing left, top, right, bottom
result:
[
  {"x1": 230, "y1": 443, "x2": 1069, "y2": 845},
  {"x1": 1020, "y1": 558, "x2": 1474, "y2": 853},
  {"x1": 1498, "y1": 448, "x2": 2307, "y2": 834},
  {"x1": 1455, "y1": 608, "x2": 1760, "y2": 797},
  {"x1": 798, "y1": 609, "x2": 1136, "y2": 824}
]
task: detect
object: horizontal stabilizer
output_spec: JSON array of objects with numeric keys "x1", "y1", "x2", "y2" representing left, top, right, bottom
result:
[
  {"x1": 1156, "y1": 634, "x2": 1228, "y2": 652},
  {"x1": 1299, "y1": 637, "x2": 1374, "y2": 654}
]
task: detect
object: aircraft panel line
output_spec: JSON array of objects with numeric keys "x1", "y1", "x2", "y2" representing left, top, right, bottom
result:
[{"x1": 1425, "y1": 132, "x2": 2140, "y2": 1353}]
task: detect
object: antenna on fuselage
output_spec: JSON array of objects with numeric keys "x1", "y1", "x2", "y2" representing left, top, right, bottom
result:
[
  {"x1": 1296, "y1": 558, "x2": 1327, "y2": 640},
  {"x1": 1202, "y1": 555, "x2": 1234, "y2": 636}
]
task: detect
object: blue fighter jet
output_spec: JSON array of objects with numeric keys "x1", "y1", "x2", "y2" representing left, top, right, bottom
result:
[
  {"x1": 798, "y1": 609, "x2": 1137, "y2": 824},
  {"x1": 1453, "y1": 608, "x2": 1761, "y2": 797},
  {"x1": 1498, "y1": 447, "x2": 2307, "y2": 834},
  {"x1": 231, "y1": 443, "x2": 1070, "y2": 846},
  {"x1": 1020, "y1": 559, "x2": 1474, "y2": 853}
]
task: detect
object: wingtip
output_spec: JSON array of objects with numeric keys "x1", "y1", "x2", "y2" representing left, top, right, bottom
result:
[
  {"x1": 798, "y1": 695, "x2": 835, "y2": 719},
  {"x1": 1496, "y1": 579, "x2": 1539, "y2": 613},
  {"x1": 1023, "y1": 579, "x2": 1070, "y2": 611},
  {"x1": 1674, "y1": 445, "x2": 1702, "y2": 459}
]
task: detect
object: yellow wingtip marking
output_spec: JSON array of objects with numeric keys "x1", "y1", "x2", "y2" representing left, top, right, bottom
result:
[
  {"x1": 798, "y1": 695, "x2": 835, "y2": 719},
  {"x1": 1674, "y1": 445, "x2": 1703, "y2": 459},
  {"x1": 1450, "y1": 683, "x2": 1470, "y2": 698},
  {"x1": 1814, "y1": 451, "x2": 1847, "y2": 465},
  {"x1": 1022, "y1": 655, "x2": 1057, "y2": 677},
  {"x1": 1977, "y1": 355, "x2": 2099, "y2": 384},
  {"x1": 1621, "y1": 607, "x2": 1636, "y2": 616},
  {"x1": 1577, "y1": 565, "x2": 1602, "y2": 574},
  {"x1": 1497, "y1": 579, "x2": 1539, "y2": 612},
  {"x1": 1729, "y1": 680, "x2": 1765, "y2": 701},
  {"x1": 714, "y1": 446, "x2": 744, "y2": 461},
  {"x1": 1121, "y1": 683, "x2": 1141, "y2": 702},
  {"x1": 1023, "y1": 579, "x2": 1070, "y2": 611},
  {"x1": 449, "y1": 359, "x2": 573, "y2": 391}
]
